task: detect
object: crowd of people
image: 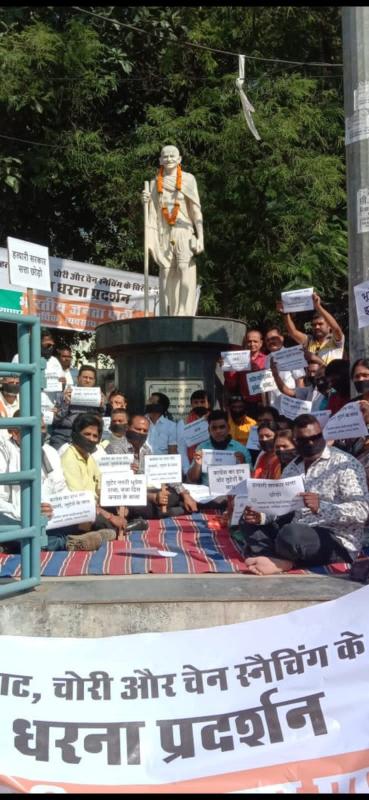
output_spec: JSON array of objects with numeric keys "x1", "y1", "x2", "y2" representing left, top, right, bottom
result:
[{"x1": 1, "y1": 293, "x2": 369, "y2": 578}]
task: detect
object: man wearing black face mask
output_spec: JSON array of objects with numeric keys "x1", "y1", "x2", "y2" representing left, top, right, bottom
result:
[
  {"x1": 0, "y1": 376, "x2": 20, "y2": 432},
  {"x1": 102, "y1": 409, "x2": 129, "y2": 453},
  {"x1": 242, "y1": 413, "x2": 369, "y2": 575}
]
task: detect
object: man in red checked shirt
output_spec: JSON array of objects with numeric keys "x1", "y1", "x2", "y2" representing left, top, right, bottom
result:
[{"x1": 224, "y1": 329, "x2": 266, "y2": 418}]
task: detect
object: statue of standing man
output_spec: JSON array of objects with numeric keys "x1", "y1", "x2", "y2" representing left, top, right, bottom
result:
[{"x1": 142, "y1": 145, "x2": 204, "y2": 316}]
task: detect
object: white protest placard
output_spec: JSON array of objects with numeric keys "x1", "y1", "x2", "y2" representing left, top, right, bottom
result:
[
  {"x1": 70, "y1": 386, "x2": 102, "y2": 407},
  {"x1": 357, "y1": 188, "x2": 369, "y2": 234},
  {"x1": 183, "y1": 418, "x2": 209, "y2": 448},
  {"x1": 281, "y1": 287, "x2": 314, "y2": 313},
  {"x1": 45, "y1": 374, "x2": 62, "y2": 393},
  {"x1": 221, "y1": 350, "x2": 251, "y2": 372},
  {"x1": 93, "y1": 453, "x2": 133, "y2": 473},
  {"x1": 46, "y1": 490, "x2": 96, "y2": 530},
  {"x1": 208, "y1": 463, "x2": 250, "y2": 496},
  {"x1": 246, "y1": 425, "x2": 260, "y2": 450},
  {"x1": 1, "y1": 585, "x2": 369, "y2": 792},
  {"x1": 280, "y1": 395, "x2": 312, "y2": 420},
  {"x1": 181, "y1": 483, "x2": 221, "y2": 504},
  {"x1": 100, "y1": 472, "x2": 146, "y2": 506},
  {"x1": 323, "y1": 401, "x2": 367, "y2": 441},
  {"x1": 231, "y1": 495, "x2": 248, "y2": 526},
  {"x1": 42, "y1": 410, "x2": 54, "y2": 425},
  {"x1": 246, "y1": 369, "x2": 276, "y2": 396},
  {"x1": 354, "y1": 279, "x2": 369, "y2": 329},
  {"x1": 313, "y1": 409, "x2": 331, "y2": 429},
  {"x1": 7, "y1": 236, "x2": 51, "y2": 292},
  {"x1": 201, "y1": 449, "x2": 237, "y2": 474},
  {"x1": 247, "y1": 475, "x2": 305, "y2": 516},
  {"x1": 270, "y1": 345, "x2": 307, "y2": 372},
  {"x1": 144, "y1": 454, "x2": 182, "y2": 488}
]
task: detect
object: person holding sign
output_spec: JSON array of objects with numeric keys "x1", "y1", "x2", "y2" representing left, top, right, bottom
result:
[
  {"x1": 224, "y1": 329, "x2": 266, "y2": 418},
  {"x1": 270, "y1": 354, "x2": 327, "y2": 413},
  {"x1": 264, "y1": 326, "x2": 305, "y2": 410},
  {"x1": 276, "y1": 292, "x2": 345, "y2": 365},
  {"x1": 252, "y1": 420, "x2": 281, "y2": 480},
  {"x1": 187, "y1": 411, "x2": 251, "y2": 498},
  {"x1": 241, "y1": 413, "x2": 369, "y2": 575},
  {"x1": 176, "y1": 390, "x2": 212, "y2": 474},
  {"x1": 50, "y1": 365, "x2": 105, "y2": 452},
  {"x1": 227, "y1": 395, "x2": 256, "y2": 447}
]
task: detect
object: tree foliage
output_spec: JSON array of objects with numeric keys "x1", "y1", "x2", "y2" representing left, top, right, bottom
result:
[{"x1": 0, "y1": 6, "x2": 347, "y2": 329}]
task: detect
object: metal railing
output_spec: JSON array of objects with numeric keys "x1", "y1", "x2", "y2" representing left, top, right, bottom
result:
[{"x1": 0, "y1": 313, "x2": 45, "y2": 598}]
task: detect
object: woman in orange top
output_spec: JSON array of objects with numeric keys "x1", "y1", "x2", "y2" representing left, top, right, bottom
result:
[{"x1": 252, "y1": 420, "x2": 281, "y2": 480}]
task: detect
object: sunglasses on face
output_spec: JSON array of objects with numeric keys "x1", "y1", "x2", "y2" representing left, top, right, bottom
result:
[{"x1": 295, "y1": 433, "x2": 323, "y2": 444}]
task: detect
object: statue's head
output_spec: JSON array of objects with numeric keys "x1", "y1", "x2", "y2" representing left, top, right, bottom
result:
[{"x1": 159, "y1": 145, "x2": 182, "y2": 168}]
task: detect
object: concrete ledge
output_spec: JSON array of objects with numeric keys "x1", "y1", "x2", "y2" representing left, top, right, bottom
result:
[{"x1": 0, "y1": 575, "x2": 360, "y2": 637}]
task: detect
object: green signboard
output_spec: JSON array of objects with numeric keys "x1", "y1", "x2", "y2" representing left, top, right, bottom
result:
[{"x1": 0, "y1": 288, "x2": 23, "y2": 315}]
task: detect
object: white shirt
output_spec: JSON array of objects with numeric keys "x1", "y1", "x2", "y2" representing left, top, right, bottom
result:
[
  {"x1": 0, "y1": 440, "x2": 68, "y2": 519},
  {"x1": 146, "y1": 415, "x2": 177, "y2": 455}
]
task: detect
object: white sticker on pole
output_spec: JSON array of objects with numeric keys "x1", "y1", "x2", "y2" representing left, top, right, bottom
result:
[
  {"x1": 323, "y1": 402, "x2": 367, "y2": 441},
  {"x1": 345, "y1": 110, "x2": 369, "y2": 145},
  {"x1": 246, "y1": 369, "x2": 276, "y2": 396},
  {"x1": 357, "y1": 189, "x2": 369, "y2": 234},
  {"x1": 70, "y1": 386, "x2": 102, "y2": 407},
  {"x1": 221, "y1": 350, "x2": 251, "y2": 372},
  {"x1": 354, "y1": 279, "x2": 369, "y2": 329},
  {"x1": 7, "y1": 236, "x2": 51, "y2": 291},
  {"x1": 100, "y1": 472, "x2": 146, "y2": 506},
  {"x1": 201, "y1": 449, "x2": 237, "y2": 474},
  {"x1": 208, "y1": 463, "x2": 250, "y2": 496},
  {"x1": 354, "y1": 82, "x2": 369, "y2": 112},
  {"x1": 281, "y1": 287, "x2": 314, "y2": 313},
  {"x1": 279, "y1": 395, "x2": 312, "y2": 420},
  {"x1": 46, "y1": 491, "x2": 96, "y2": 530},
  {"x1": 144, "y1": 454, "x2": 182, "y2": 488}
]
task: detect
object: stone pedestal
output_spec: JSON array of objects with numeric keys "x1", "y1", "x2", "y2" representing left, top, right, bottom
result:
[{"x1": 95, "y1": 316, "x2": 247, "y2": 415}]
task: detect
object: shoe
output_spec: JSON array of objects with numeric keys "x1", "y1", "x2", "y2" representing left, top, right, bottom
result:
[
  {"x1": 95, "y1": 528, "x2": 117, "y2": 542},
  {"x1": 125, "y1": 518, "x2": 149, "y2": 532},
  {"x1": 66, "y1": 532, "x2": 102, "y2": 551}
]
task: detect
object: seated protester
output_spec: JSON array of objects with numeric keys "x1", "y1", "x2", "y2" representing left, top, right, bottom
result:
[
  {"x1": 186, "y1": 410, "x2": 251, "y2": 489},
  {"x1": 253, "y1": 420, "x2": 281, "y2": 480},
  {"x1": 145, "y1": 392, "x2": 178, "y2": 455},
  {"x1": 115, "y1": 414, "x2": 197, "y2": 521},
  {"x1": 99, "y1": 408, "x2": 129, "y2": 451},
  {"x1": 106, "y1": 388, "x2": 128, "y2": 416},
  {"x1": 0, "y1": 414, "x2": 106, "y2": 552},
  {"x1": 0, "y1": 375, "x2": 19, "y2": 440},
  {"x1": 224, "y1": 329, "x2": 267, "y2": 419},
  {"x1": 276, "y1": 292, "x2": 345, "y2": 365},
  {"x1": 255, "y1": 403, "x2": 280, "y2": 427},
  {"x1": 274, "y1": 428, "x2": 297, "y2": 471},
  {"x1": 325, "y1": 359, "x2": 351, "y2": 415},
  {"x1": 13, "y1": 328, "x2": 65, "y2": 394},
  {"x1": 56, "y1": 345, "x2": 74, "y2": 387},
  {"x1": 227, "y1": 395, "x2": 256, "y2": 446},
  {"x1": 61, "y1": 412, "x2": 124, "y2": 539},
  {"x1": 177, "y1": 390, "x2": 212, "y2": 475},
  {"x1": 50, "y1": 365, "x2": 105, "y2": 452},
  {"x1": 270, "y1": 353, "x2": 327, "y2": 412},
  {"x1": 264, "y1": 326, "x2": 305, "y2": 411},
  {"x1": 241, "y1": 413, "x2": 369, "y2": 576}
]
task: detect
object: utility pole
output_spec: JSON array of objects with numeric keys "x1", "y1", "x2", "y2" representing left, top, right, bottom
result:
[{"x1": 342, "y1": 7, "x2": 369, "y2": 364}]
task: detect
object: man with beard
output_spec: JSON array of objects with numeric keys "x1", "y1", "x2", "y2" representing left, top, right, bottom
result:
[{"x1": 241, "y1": 414, "x2": 369, "y2": 575}]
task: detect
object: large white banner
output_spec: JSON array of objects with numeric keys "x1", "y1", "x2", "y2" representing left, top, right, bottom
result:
[
  {"x1": 0, "y1": 586, "x2": 369, "y2": 792},
  {"x1": 0, "y1": 247, "x2": 159, "y2": 331}
]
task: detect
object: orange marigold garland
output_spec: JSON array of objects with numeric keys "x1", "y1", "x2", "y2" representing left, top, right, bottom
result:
[{"x1": 157, "y1": 164, "x2": 182, "y2": 226}]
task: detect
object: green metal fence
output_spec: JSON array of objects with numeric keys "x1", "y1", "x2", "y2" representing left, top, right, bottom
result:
[{"x1": 0, "y1": 313, "x2": 45, "y2": 598}]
